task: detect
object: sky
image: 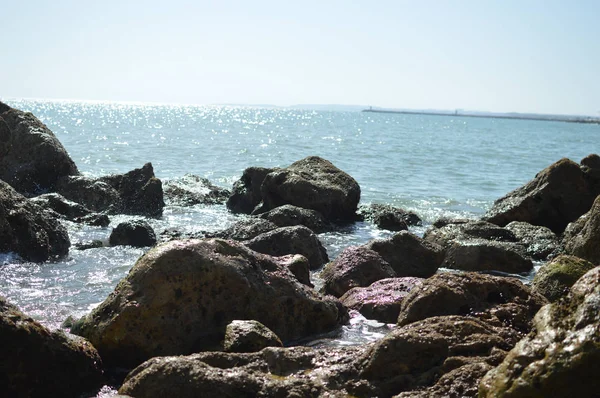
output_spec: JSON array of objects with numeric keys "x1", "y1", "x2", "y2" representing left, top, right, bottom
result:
[{"x1": 2, "y1": 0, "x2": 599, "y2": 115}]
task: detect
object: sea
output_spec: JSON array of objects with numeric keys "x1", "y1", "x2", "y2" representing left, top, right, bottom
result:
[{"x1": 0, "y1": 99, "x2": 598, "y2": 392}]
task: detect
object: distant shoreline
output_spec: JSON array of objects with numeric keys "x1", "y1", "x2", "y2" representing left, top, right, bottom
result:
[{"x1": 362, "y1": 109, "x2": 600, "y2": 125}]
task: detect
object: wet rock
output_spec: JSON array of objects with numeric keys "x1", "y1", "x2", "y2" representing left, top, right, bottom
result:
[
  {"x1": 505, "y1": 221, "x2": 561, "y2": 260},
  {"x1": 320, "y1": 246, "x2": 397, "y2": 297},
  {"x1": 441, "y1": 240, "x2": 533, "y2": 274},
  {"x1": 563, "y1": 194, "x2": 600, "y2": 264},
  {"x1": 0, "y1": 296, "x2": 104, "y2": 397},
  {"x1": 0, "y1": 104, "x2": 79, "y2": 196},
  {"x1": 56, "y1": 163, "x2": 165, "y2": 217},
  {"x1": 366, "y1": 231, "x2": 445, "y2": 278},
  {"x1": 223, "y1": 320, "x2": 283, "y2": 353},
  {"x1": 210, "y1": 217, "x2": 278, "y2": 241},
  {"x1": 532, "y1": 254, "x2": 595, "y2": 302},
  {"x1": 163, "y1": 174, "x2": 230, "y2": 206},
  {"x1": 479, "y1": 266, "x2": 600, "y2": 397},
  {"x1": 226, "y1": 167, "x2": 275, "y2": 214},
  {"x1": 109, "y1": 220, "x2": 157, "y2": 247},
  {"x1": 30, "y1": 192, "x2": 110, "y2": 227},
  {"x1": 75, "y1": 240, "x2": 105, "y2": 251},
  {"x1": 72, "y1": 238, "x2": 347, "y2": 368},
  {"x1": 277, "y1": 254, "x2": 313, "y2": 287},
  {"x1": 340, "y1": 277, "x2": 424, "y2": 323},
  {"x1": 256, "y1": 156, "x2": 361, "y2": 222},
  {"x1": 243, "y1": 225, "x2": 329, "y2": 270},
  {"x1": 358, "y1": 316, "x2": 520, "y2": 397},
  {"x1": 0, "y1": 180, "x2": 70, "y2": 262},
  {"x1": 258, "y1": 204, "x2": 332, "y2": 233},
  {"x1": 483, "y1": 157, "x2": 600, "y2": 233},
  {"x1": 359, "y1": 203, "x2": 421, "y2": 230},
  {"x1": 424, "y1": 220, "x2": 518, "y2": 249},
  {"x1": 397, "y1": 272, "x2": 548, "y2": 333},
  {"x1": 432, "y1": 217, "x2": 471, "y2": 229}
]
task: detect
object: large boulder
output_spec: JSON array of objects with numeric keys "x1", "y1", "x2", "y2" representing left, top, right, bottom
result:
[
  {"x1": 226, "y1": 167, "x2": 275, "y2": 214},
  {"x1": 441, "y1": 240, "x2": 533, "y2": 274},
  {"x1": 0, "y1": 296, "x2": 104, "y2": 397},
  {"x1": 339, "y1": 277, "x2": 424, "y2": 323},
  {"x1": 163, "y1": 174, "x2": 230, "y2": 206},
  {"x1": 56, "y1": 163, "x2": 165, "y2": 217},
  {"x1": 0, "y1": 180, "x2": 70, "y2": 262},
  {"x1": 397, "y1": 272, "x2": 548, "y2": 333},
  {"x1": 210, "y1": 217, "x2": 278, "y2": 241},
  {"x1": 30, "y1": 192, "x2": 110, "y2": 227},
  {"x1": 243, "y1": 225, "x2": 329, "y2": 270},
  {"x1": 320, "y1": 246, "x2": 397, "y2": 297},
  {"x1": 483, "y1": 157, "x2": 600, "y2": 234},
  {"x1": 72, "y1": 238, "x2": 347, "y2": 368},
  {"x1": 563, "y1": 194, "x2": 600, "y2": 264},
  {"x1": 532, "y1": 254, "x2": 596, "y2": 302},
  {"x1": 257, "y1": 156, "x2": 361, "y2": 222},
  {"x1": 0, "y1": 103, "x2": 79, "y2": 196},
  {"x1": 223, "y1": 320, "x2": 283, "y2": 353},
  {"x1": 359, "y1": 203, "x2": 422, "y2": 230},
  {"x1": 365, "y1": 231, "x2": 445, "y2": 278},
  {"x1": 505, "y1": 221, "x2": 561, "y2": 260},
  {"x1": 109, "y1": 220, "x2": 157, "y2": 247},
  {"x1": 258, "y1": 204, "x2": 332, "y2": 233},
  {"x1": 424, "y1": 220, "x2": 519, "y2": 249},
  {"x1": 479, "y1": 266, "x2": 600, "y2": 397}
]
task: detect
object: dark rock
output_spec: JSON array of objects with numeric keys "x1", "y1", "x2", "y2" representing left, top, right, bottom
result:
[
  {"x1": 424, "y1": 220, "x2": 518, "y2": 249},
  {"x1": 483, "y1": 157, "x2": 600, "y2": 234},
  {"x1": 532, "y1": 254, "x2": 595, "y2": 302},
  {"x1": 366, "y1": 231, "x2": 445, "y2": 278},
  {"x1": 320, "y1": 246, "x2": 396, "y2": 297},
  {"x1": 163, "y1": 174, "x2": 230, "y2": 206},
  {"x1": 258, "y1": 204, "x2": 332, "y2": 233},
  {"x1": 563, "y1": 194, "x2": 600, "y2": 264},
  {"x1": 56, "y1": 163, "x2": 165, "y2": 217},
  {"x1": 0, "y1": 296, "x2": 104, "y2": 397},
  {"x1": 277, "y1": 254, "x2": 313, "y2": 287},
  {"x1": 226, "y1": 167, "x2": 275, "y2": 214},
  {"x1": 109, "y1": 220, "x2": 157, "y2": 247},
  {"x1": 359, "y1": 203, "x2": 422, "y2": 230},
  {"x1": 29, "y1": 192, "x2": 110, "y2": 227},
  {"x1": 432, "y1": 217, "x2": 471, "y2": 229},
  {"x1": 340, "y1": 277, "x2": 424, "y2": 323},
  {"x1": 243, "y1": 225, "x2": 328, "y2": 270},
  {"x1": 441, "y1": 240, "x2": 533, "y2": 274},
  {"x1": 0, "y1": 180, "x2": 70, "y2": 262},
  {"x1": 210, "y1": 217, "x2": 278, "y2": 241},
  {"x1": 72, "y1": 238, "x2": 347, "y2": 368},
  {"x1": 75, "y1": 240, "x2": 105, "y2": 251},
  {"x1": 581, "y1": 153, "x2": 600, "y2": 169},
  {"x1": 223, "y1": 320, "x2": 283, "y2": 353},
  {"x1": 0, "y1": 105, "x2": 79, "y2": 196},
  {"x1": 256, "y1": 156, "x2": 361, "y2": 222},
  {"x1": 479, "y1": 266, "x2": 600, "y2": 397},
  {"x1": 397, "y1": 272, "x2": 548, "y2": 333},
  {"x1": 505, "y1": 221, "x2": 561, "y2": 260}
]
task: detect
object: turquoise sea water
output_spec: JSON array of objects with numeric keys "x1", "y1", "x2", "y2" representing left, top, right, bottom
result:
[{"x1": 1, "y1": 99, "x2": 599, "y2": 355}]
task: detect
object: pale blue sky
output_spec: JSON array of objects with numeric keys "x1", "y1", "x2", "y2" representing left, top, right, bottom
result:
[{"x1": 2, "y1": 0, "x2": 599, "y2": 115}]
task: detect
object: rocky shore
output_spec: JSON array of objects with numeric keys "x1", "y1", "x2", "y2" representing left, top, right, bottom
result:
[{"x1": 1, "y1": 101, "x2": 599, "y2": 397}]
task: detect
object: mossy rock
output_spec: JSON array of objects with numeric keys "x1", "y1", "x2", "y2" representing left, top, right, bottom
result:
[{"x1": 532, "y1": 254, "x2": 595, "y2": 302}]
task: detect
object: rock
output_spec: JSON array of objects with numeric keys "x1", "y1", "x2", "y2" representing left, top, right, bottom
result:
[
  {"x1": 359, "y1": 203, "x2": 422, "y2": 230},
  {"x1": 424, "y1": 220, "x2": 518, "y2": 249},
  {"x1": 210, "y1": 217, "x2": 278, "y2": 241},
  {"x1": 563, "y1": 194, "x2": 600, "y2": 264},
  {"x1": 479, "y1": 266, "x2": 600, "y2": 397},
  {"x1": 257, "y1": 156, "x2": 361, "y2": 222},
  {"x1": 119, "y1": 346, "x2": 365, "y2": 397},
  {"x1": 109, "y1": 220, "x2": 157, "y2": 247},
  {"x1": 223, "y1": 320, "x2": 283, "y2": 353},
  {"x1": 397, "y1": 272, "x2": 548, "y2": 333},
  {"x1": 532, "y1": 254, "x2": 595, "y2": 302},
  {"x1": 483, "y1": 157, "x2": 600, "y2": 234},
  {"x1": 75, "y1": 240, "x2": 105, "y2": 251},
  {"x1": 72, "y1": 238, "x2": 347, "y2": 368},
  {"x1": 56, "y1": 163, "x2": 165, "y2": 217},
  {"x1": 505, "y1": 221, "x2": 561, "y2": 260},
  {"x1": 441, "y1": 240, "x2": 533, "y2": 274},
  {"x1": 0, "y1": 104, "x2": 79, "y2": 196},
  {"x1": 277, "y1": 254, "x2": 313, "y2": 287},
  {"x1": 0, "y1": 296, "x2": 104, "y2": 397},
  {"x1": 432, "y1": 217, "x2": 471, "y2": 229},
  {"x1": 226, "y1": 167, "x2": 275, "y2": 214},
  {"x1": 30, "y1": 192, "x2": 110, "y2": 227},
  {"x1": 163, "y1": 174, "x2": 230, "y2": 206},
  {"x1": 243, "y1": 225, "x2": 329, "y2": 270},
  {"x1": 366, "y1": 231, "x2": 445, "y2": 278},
  {"x1": 0, "y1": 180, "x2": 70, "y2": 262},
  {"x1": 358, "y1": 315, "x2": 520, "y2": 397},
  {"x1": 340, "y1": 277, "x2": 424, "y2": 323},
  {"x1": 258, "y1": 204, "x2": 332, "y2": 233},
  {"x1": 320, "y1": 246, "x2": 396, "y2": 297}
]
